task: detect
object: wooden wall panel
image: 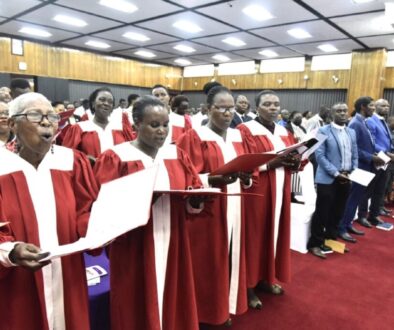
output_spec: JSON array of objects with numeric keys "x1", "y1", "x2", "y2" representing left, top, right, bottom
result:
[
  {"x1": 384, "y1": 67, "x2": 394, "y2": 88},
  {"x1": 347, "y1": 49, "x2": 387, "y2": 110},
  {"x1": 0, "y1": 38, "x2": 182, "y2": 89}
]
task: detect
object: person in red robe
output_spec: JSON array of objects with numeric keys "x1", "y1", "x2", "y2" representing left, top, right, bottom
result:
[
  {"x1": 152, "y1": 84, "x2": 192, "y2": 143},
  {"x1": 177, "y1": 86, "x2": 251, "y2": 326},
  {"x1": 0, "y1": 92, "x2": 98, "y2": 330},
  {"x1": 61, "y1": 87, "x2": 134, "y2": 162},
  {"x1": 237, "y1": 90, "x2": 300, "y2": 309},
  {"x1": 94, "y1": 95, "x2": 204, "y2": 330}
]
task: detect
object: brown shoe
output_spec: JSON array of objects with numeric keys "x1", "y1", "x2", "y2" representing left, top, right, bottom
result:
[{"x1": 309, "y1": 247, "x2": 327, "y2": 259}]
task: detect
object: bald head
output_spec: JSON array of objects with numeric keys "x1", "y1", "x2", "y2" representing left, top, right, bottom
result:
[{"x1": 375, "y1": 99, "x2": 390, "y2": 118}]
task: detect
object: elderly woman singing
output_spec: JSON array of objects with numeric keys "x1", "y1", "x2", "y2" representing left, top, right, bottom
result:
[{"x1": 0, "y1": 93, "x2": 98, "y2": 330}]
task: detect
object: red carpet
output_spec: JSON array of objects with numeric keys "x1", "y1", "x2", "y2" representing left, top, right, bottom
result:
[{"x1": 201, "y1": 218, "x2": 394, "y2": 330}]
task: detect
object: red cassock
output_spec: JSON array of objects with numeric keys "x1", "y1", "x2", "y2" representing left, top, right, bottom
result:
[
  {"x1": 61, "y1": 110, "x2": 135, "y2": 158},
  {"x1": 0, "y1": 146, "x2": 98, "y2": 330},
  {"x1": 177, "y1": 126, "x2": 248, "y2": 325},
  {"x1": 237, "y1": 120, "x2": 296, "y2": 287},
  {"x1": 166, "y1": 112, "x2": 192, "y2": 144},
  {"x1": 94, "y1": 142, "x2": 201, "y2": 330}
]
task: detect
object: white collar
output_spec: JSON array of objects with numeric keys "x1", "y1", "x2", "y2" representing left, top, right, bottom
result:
[{"x1": 331, "y1": 122, "x2": 346, "y2": 130}]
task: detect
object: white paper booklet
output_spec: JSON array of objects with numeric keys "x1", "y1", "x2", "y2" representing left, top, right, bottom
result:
[
  {"x1": 348, "y1": 168, "x2": 375, "y2": 187},
  {"x1": 41, "y1": 165, "x2": 158, "y2": 261}
]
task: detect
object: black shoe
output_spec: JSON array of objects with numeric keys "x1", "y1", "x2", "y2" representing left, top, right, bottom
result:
[
  {"x1": 347, "y1": 226, "x2": 364, "y2": 236},
  {"x1": 339, "y1": 232, "x2": 357, "y2": 243},
  {"x1": 320, "y1": 245, "x2": 333, "y2": 253},
  {"x1": 368, "y1": 216, "x2": 385, "y2": 226},
  {"x1": 379, "y1": 209, "x2": 390, "y2": 216},
  {"x1": 357, "y1": 217, "x2": 373, "y2": 228},
  {"x1": 309, "y1": 247, "x2": 327, "y2": 259}
]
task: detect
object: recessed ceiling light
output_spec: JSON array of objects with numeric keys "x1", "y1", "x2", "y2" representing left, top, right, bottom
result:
[
  {"x1": 287, "y1": 28, "x2": 312, "y2": 39},
  {"x1": 174, "y1": 58, "x2": 192, "y2": 65},
  {"x1": 99, "y1": 0, "x2": 138, "y2": 13},
  {"x1": 317, "y1": 44, "x2": 338, "y2": 52},
  {"x1": 222, "y1": 37, "x2": 246, "y2": 47},
  {"x1": 19, "y1": 27, "x2": 52, "y2": 37},
  {"x1": 53, "y1": 15, "x2": 87, "y2": 27},
  {"x1": 212, "y1": 54, "x2": 230, "y2": 62},
  {"x1": 259, "y1": 49, "x2": 279, "y2": 58},
  {"x1": 242, "y1": 4, "x2": 274, "y2": 21},
  {"x1": 173, "y1": 20, "x2": 202, "y2": 33},
  {"x1": 352, "y1": 0, "x2": 375, "y2": 4},
  {"x1": 85, "y1": 40, "x2": 111, "y2": 49},
  {"x1": 134, "y1": 50, "x2": 156, "y2": 58},
  {"x1": 173, "y1": 44, "x2": 196, "y2": 53},
  {"x1": 122, "y1": 32, "x2": 150, "y2": 42}
]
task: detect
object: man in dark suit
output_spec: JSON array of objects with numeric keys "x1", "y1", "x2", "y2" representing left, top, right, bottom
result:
[
  {"x1": 307, "y1": 103, "x2": 358, "y2": 258},
  {"x1": 339, "y1": 97, "x2": 386, "y2": 243},
  {"x1": 230, "y1": 95, "x2": 253, "y2": 128},
  {"x1": 357, "y1": 99, "x2": 394, "y2": 226}
]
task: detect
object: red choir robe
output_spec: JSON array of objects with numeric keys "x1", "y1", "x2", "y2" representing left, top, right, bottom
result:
[
  {"x1": 177, "y1": 126, "x2": 248, "y2": 324},
  {"x1": 94, "y1": 142, "x2": 201, "y2": 330},
  {"x1": 61, "y1": 111, "x2": 134, "y2": 158},
  {"x1": 238, "y1": 120, "x2": 296, "y2": 287},
  {"x1": 166, "y1": 112, "x2": 192, "y2": 144},
  {"x1": 0, "y1": 146, "x2": 98, "y2": 330}
]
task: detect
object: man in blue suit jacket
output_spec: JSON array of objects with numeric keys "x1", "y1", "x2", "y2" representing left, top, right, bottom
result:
[
  {"x1": 339, "y1": 97, "x2": 386, "y2": 243},
  {"x1": 307, "y1": 103, "x2": 358, "y2": 258},
  {"x1": 230, "y1": 95, "x2": 253, "y2": 128},
  {"x1": 357, "y1": 99, "x2": 394, "y2": 225}
]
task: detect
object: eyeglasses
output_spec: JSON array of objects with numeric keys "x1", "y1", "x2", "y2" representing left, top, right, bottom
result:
[
  {"x1": 13, "y1": 111, "x2": 61, "y2": 123},
  {"x1": 0, "y1": 110, "x2": 9, "y2": 117},
  {"x1": 213, "y1": 105, "x2": 236, "y2": 114}
]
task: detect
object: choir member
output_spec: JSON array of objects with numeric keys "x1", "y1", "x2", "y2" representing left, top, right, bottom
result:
[
  {"x1": 238, "y1": 90, "x2": 300, "y2": 309},
  {"x1": 152, "y1": 84, "x2": 192, "y2": 143},
  {"x1": 0, "y1": 92, "x2": 98, "y2": 330},
  {"x1": 177, "y1": 86, "x2": 251, "y2": 325},
  {"x1": 62, "y1": 87, "x2": 134, "y2": 162},
  {"x1": 94, "y1": 95, "x2": 203, "y2": 330}
]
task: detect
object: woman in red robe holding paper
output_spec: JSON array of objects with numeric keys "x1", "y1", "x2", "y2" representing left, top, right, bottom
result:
[
  {"x1": 177, "y1": 86, "x2": 251, "y2": 326},
  {"x1": 237, "y1": 90, "x2": 300, "y2": 308},
  {"x1": 94, "y1": 95, "x2": 203, "y2": 330},
  {"x1": 0, "y1": 93, "x2": 98, "y2": 330},
  {"x1": 62, "y1": 87, "x2": 134, "y2": 162}
]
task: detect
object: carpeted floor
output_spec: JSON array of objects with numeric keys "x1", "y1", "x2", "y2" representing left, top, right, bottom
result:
[{"x1": 201, "y1": 216, "x2": 394, "y2": 330}]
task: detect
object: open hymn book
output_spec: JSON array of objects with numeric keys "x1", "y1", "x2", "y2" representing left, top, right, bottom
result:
[{"x1": 41, "y1": 166, "x2": 227, "y2": 261}]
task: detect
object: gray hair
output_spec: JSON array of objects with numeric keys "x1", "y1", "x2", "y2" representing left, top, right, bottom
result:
[{"x1": 9, "y1": 92, "x2": 51, "y2": 117}]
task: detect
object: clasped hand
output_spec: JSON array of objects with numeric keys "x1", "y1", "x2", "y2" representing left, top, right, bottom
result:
[
  {"x1": 268, "y1": 153, "x2": 301, "y2": 171},
  {"x1": 9, "y1": 243, "x2": 50, "y2": 271}
]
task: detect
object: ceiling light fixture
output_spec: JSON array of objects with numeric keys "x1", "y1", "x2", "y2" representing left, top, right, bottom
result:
[
  {"x1": 242, "y1": 4, "x2": 274, "y2": 21},
  {"x1": 212, "y1": 54, "x2": 230, "y2": 62},
  {"x1": 352, "y1": 0, "x2": 375, "y2": 4},
  {"x1": 99, "y1": 0, "x2": 138, "y2": 13},
  {"x1": 85, "y1": 40, "x2": 111, "y2": 49},
  {"x1": 222, "y1": 37, "x2": 246, "y2": 47},
  {"x1": 53, "y1": 15, "x2": 88, "y2": 27},
  {"x1": 287, "y1": 28, "x2": 312, "y2": 39},
  {"x1": 122, "y1": 32, "x2": 150, "y2": 42},
  {"x1": 317, "y1": 44, "x2": 338, "y2": 52},
  {"x1": 174, "y1": 58, "x2": 192, "y2": 65},
  {"x1": 259, "y1": 49, "x2": 279, "y2": 58},
  {"x1": 173, "y1": 20, "x2": 202, "y2": 33},
  {"x1": 173, "y1": 44, "x2": 196, "y2": 53},
  {"x1": 134, "y1": 50, "x2": 156, "y2": 58},
  {"x1": 19, "y1": 27, "x2": 52, "y2": 37}
]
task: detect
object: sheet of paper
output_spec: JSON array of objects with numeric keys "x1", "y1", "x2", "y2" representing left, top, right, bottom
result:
[
  {"x1": 348, "y1": 168, "x2": 375, "y2": 187},
  {"x1": 42, "y1": 166, "x2": 158, "y2": 260},
  {"x1": 325, "y1": 239, "x2": 346, "y2": 254},
  {"x1": 209, "y1": 153, "x2": 277, "y2": 176},
  {"x1": 301, "y1": 133, "x2": 328, "y2": 160}
]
